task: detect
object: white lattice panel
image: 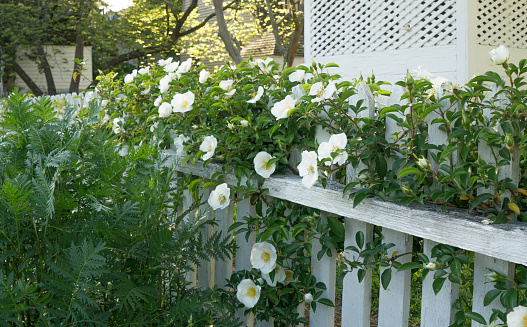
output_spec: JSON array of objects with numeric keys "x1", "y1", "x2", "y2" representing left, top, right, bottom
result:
[
  {"x1": 310, "y1": 0, "x2": 457, "y2": 57},
  {"x1": 477, "y1": 0, "x2": 527, "y2": 49}
]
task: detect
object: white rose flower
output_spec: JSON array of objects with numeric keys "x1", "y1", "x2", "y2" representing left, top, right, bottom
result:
[
  {"x1": 124, "y1": 73, "x2": 134, "y2": 83},
  {"x1": 318, "y1": 133, "x2": 348, "y2": 166},
  {"x1": 247, "y1": 86, "x2": 264, "y2": 104},
  {"x1": 309, "y1": 81, "x2": 337, "y2": 103},
  {"x1": 250, "y1": 242, "x2": 277, "y2": 274},
  {"x1": 304, "y1": 293, "x2": 314, "y2": 303},
  {"x1": 158, "y1": 57, "x2": 173, "y2": 67},
  {"x1": 256, "y1": 58, "x2": 274, "y2": 73},
  {"x1": 240, "y1": 119, "x2": 249, "y2": 127},
  {"x1": 176, "y1": 58, "x2": 192, "y2": 74},
  {"x1": 200, "y1": 135, "x2": 217, "y2": 161},
  {"x1": 236, "y1": 279, "x2": 261, "y2": 308},
  {"x1": 163, "y1": 61, "x2": 180, "y2": 73},
  {"x1": 271, "y1": 95, "x2": 296, "y2": 120},
  {"x1": 262, "y1": 265, "x2": 286, "y2": 286},
  {"x1": 289, "y1": 70, "x2": 306, "y2": 82},
  {"x1": 154, "y1": 96, "x2": 162, "y2": 107},
  {"x1": 208, "y1": 183, "x2": 231, "y2": 210},
  {"x1": 158, "y1": 102, "x2": 173, "y2": 118},
  {"x1": 199, "y1": 70, "x2": 210, "y2": 83},
  {"x1": 507, "y1": 306, "x2": 527, "y2": 327},
  {"x1": 291, "y1": 84, "x2": 306, "y2": 100},
  {"x1": 417, "y1": 157, "x2": 431, "y2": 170},
  {"x1": 112, "y1": 117, "x2": 124, "y2": 134},
  {"x1": 253, "y1": 151, "x2": 276, "y2": 178},
  {"x1": 227, "y1": 122, "x2": 234, "y2": 129},
  {"x1": 219, "y1": 79, "x2": 233, "y2": 90},
  {"x1": 159, "y1": 75, "x2": 172, "y2": 93},
  {"x1": 173, "y1": 134, "x2": 189, "y2": 156},
  {"x1": 297, "y1": 150, "x2": 318, "y2": 189},
  {"x1": 171, "y1": 91, "x2": 195, "y2": 113},
  {"x1": 138, "y1": 67, "x2": 150, "y2": 75},
  {"x1": 489, "y1": 44, "x2": 510, "y2": 65},
  {"x1": 118, "y1": 144, "x2": 129, "y2": 157},
  {"x1": 283, "y1": 268, "x2": 295, "y2": 284},
  {"x1": 149, "y1": 121, "x2": 159, "y2": 133},
  {"x1": 424, "y1": 262, "x2": 439, "y2": 270}
]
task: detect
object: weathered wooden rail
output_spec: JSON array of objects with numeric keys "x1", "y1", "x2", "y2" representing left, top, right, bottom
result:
[{"x1": 165, "y1": 82, "x2": 526, "y2": 327}]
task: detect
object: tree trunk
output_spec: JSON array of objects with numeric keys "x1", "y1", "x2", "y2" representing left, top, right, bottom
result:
[
  {"x1": 36, "y1": 44, "x2": 57, "y2": 95},
  {"x1": 213, "y1": 0, "x2": 243, "y2": 65},
  {"x1": 285, "y1": 20, "x2": 303, "y2": 67},
  {"x1": 11, "y1": 61, "x2": 43, "y2": 96},
  {"x1": 68, "y1": 33, "x2": 84, "y2": 93}
]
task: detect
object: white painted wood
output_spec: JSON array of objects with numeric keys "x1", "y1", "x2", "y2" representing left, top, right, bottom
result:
[
  {"x1": 182, "y1": 187, "x2": 197, "y2": 287},
  {"x1": 456, "y1": 0, "x2": 469, "y2": 84},
  {"x1": 472, "y1": 253, "x2": 515, "y2": 327},
  {"x1": 166, "y1": 152, "x2": 527, "y2": 266},
  {"x1": 214, "y1": 201, "x2": 234, "y2": 287},
  {"x1": 377, "y1": 228, "x2": 412, "y2": 327},
  {"x1": 304, "y1": 0, "x2": 312, "y2": 63},
  {"x1": 421, "y1": 240, "x2": 459, "y2": 327},
  {"x1": 341, "y1": 219, "x2": 373, "y2": 327},
  {"x1": 347, "y1": 81, "x2": 375, "y2": 182},
  {"x1": 197, "y1": 187, "x2": 214, "y2": 289},
  {"x1": 385, "y1": 85, "x2": 407, "y2": 144},
  {"x1": 310, "y1": 214, "x2": 336, "y2": 327},
  {"x1": 234, "y1": 198, "x2": 256, "y2": 325}
]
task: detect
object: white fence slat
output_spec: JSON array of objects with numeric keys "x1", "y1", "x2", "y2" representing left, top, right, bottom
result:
[
  {"x1": 310, "y1": 213, "x2": 336, "y2": 327},
  {"x1": 472, "y1": 253, "x2": 515, "y2": 327},
  {"x1": 234, "y1": 198, "x2": 257, "y2": 326},
  {"x1": 214, "y1": 201, "x2": 234, "y2": 287},
  {"x1": 347, "y1": 81, "x2": 375, "y2": 181},
  {"x1": 377, "y1": 228, "x2": 412, "y2": 327},
  {"x1": 341, "y1": 219, "x2": 373, "y2": 327},
  {"x1": 182, "y1": 187, "x2": 197, "y2": 287},
  {"x1": 420, "y1": 239, "x2": 459, "y2": 326},
  {"x1": 198, "y1": 188, "x2": 214, "y2": 289},
  {"x1": 472, "y1": 86, "x2": 517, "y2": 326},
  {"x1": 385, "y1": 85, "x2": 407, "y2": 144}
]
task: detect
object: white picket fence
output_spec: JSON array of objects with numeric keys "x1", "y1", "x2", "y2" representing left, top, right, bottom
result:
[{"x1": 167, "y1": 82, "x2": 527, "y2": 327}]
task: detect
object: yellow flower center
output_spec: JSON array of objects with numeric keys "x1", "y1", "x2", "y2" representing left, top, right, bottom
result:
[
  {"x1": 219, "y1": 195, "x2": 226, "y2": 204},
  {"x1": 523, "y1": 314, "x2": 527, "y2": 327},
  {"x1": 308, "y1": 165, "x2": 315, "y2": 174},
  {"x1": 262, "y1": 252, "x2": 271, "y2": 263},
  {"x1": 247, "y1": 287, "x2": 256, "y2": 298},
  {"x1": 285, "y1": 270, "x2": 292, "y2": 280},
  {"x1": 262, "y1": 160, "x2": 269, "y2": 170},
  {"x1": 181, "y1": 100, "x2": 188, "y2": 108},
  {"x1": 316, "y1": 87, "x2": 325, "y2": 98},
  {"x1": 208, "y1": 146, "x2": 212, "y2": 152}
]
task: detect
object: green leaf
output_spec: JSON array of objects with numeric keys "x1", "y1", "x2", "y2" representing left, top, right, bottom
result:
[
  {"x1": 432, "y1": 277, "x2": 446, "y2": 295},
  {"x1": 397, "y1": 262, "x2": 423, "y2": 272},
  {"x1": 327, "y1": 217, "x2": 344, "y2": 237},
  {"x1": 353, "y1": 188, "x2": 373, "y2": 207},
  {"x1": 355, "y1": 231, "x2": 364, "y2": 249},
  {"x1": 483, "y1": 289, "x2": 501, "y2": 306},
  {"x1": 188, "y1": 178, "x2": 201, "y2": 192},
  {"x1": 468, "y1": 193, "x2": 493, "y2": 212},
  {"x1": 465, "y1": 312, "x2": 486, "y2": 325},
  {"x1": 318, "y1": 298, "x2": 335, "y2": 307},
  {"x1": 381, "y1": 269, "x2": 392, "y2": 290},
  {"x1": 398, "y1": 167, "x2": 421, "y2": 178}
]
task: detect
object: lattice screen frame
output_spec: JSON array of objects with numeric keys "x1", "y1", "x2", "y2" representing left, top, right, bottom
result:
[
  {"x1": 309, "y1": 0, "x2": 458, "y2": 58},
  {"x1": 477, "y1": 0, "x2": 527, "y2": 49}
]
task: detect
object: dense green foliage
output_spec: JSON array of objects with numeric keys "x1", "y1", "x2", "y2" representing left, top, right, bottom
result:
[{"x1": 0, "y1": 91, "x2": 239, "y2": 326}]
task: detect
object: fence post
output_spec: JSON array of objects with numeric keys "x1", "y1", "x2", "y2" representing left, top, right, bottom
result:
[
  {"x1": 341, "y1": 81, "x2": 375, "y2": 327},
  {"x1": 214, "y1": 202, "x2": 234, "y2": 288},
  {"x1": 421, "y1": 87, "x2": 460, "y2": 326},
  {"x1": 472, "y1": 87, "x2": 517, "y2": 326},
  {"x1": 377, "y1": 85, "x2": 413, "y2": 327}
]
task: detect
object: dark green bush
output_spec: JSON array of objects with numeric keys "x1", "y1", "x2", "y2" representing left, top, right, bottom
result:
[{"x1": 0, "y1": 90, "x2": 240, "y2": 326}]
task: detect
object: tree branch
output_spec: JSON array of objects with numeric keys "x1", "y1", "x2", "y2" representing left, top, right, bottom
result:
[
  {"x1": 212, "y1": 0, "x2": 243, "y2": 64},
  {"x1": 11, "y1": 61, "x2": 43, "y2": 96},
  {"x1": 265, "y1": 0, "x2": 287, "y2": 58}
]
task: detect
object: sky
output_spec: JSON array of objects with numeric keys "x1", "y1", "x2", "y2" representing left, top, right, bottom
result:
[{"x1": 104, "y1": 0, "x2": 133, "y2": 12}]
